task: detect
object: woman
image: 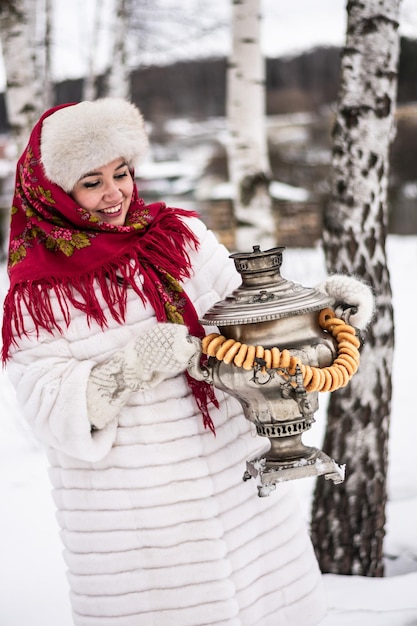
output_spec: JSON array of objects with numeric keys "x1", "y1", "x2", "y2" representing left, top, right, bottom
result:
[{"x1": 1, "y1": 98, "x2": 373, "y2": 626}]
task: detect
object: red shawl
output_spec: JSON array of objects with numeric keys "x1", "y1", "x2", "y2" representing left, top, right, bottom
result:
[{"x1": 2, "y1": 103, "x2": 217, "y2": 432}]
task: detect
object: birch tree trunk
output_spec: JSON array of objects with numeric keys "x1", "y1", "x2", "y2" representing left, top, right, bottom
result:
[
  {"x1": 42, "y1": 0, "x2": 54, "y2": 109},
  {"x1": 0, "y1": 0, "x2": 43, "y2": 152},
  {"x1": 311, "y1": 0, "x2": 401, "y2": 577},
  {"x1": 29, "y1": 0, "x2": 54, "y2": 109},
  {"x1": 226, "y1": 0, "x2": 275, "y2": 252},
  {"x1": 106, "y1": 0, "x2": 130, "y2": 99},
  {"x1": 83, "y1": 0, "x2": 103, "y2": 101}
]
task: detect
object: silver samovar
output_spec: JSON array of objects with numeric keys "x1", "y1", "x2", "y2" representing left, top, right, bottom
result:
[{"x1": 199, "y1": 245, "x2": 347, "y2": 497}]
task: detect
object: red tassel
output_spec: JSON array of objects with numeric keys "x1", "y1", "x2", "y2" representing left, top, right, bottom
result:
[{"x1": 186, "y1": 372, "x2": 218, "y2": 435}]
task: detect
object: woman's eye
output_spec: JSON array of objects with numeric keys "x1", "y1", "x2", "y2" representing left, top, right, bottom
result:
[
  {"x1": 115, "y1": 171, "x2": 128, "y2": 180},
  {"x1": 83, "y1": 181, "x2": 100, "y2": 189}
]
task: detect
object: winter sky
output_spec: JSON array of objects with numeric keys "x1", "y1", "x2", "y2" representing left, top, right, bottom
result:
[
  {"x1": 51, "y1": 0, "x2": 417, "y2": 75},
  {"x1": 1, "y1": 0, "x2": 414, "y2": 92}
]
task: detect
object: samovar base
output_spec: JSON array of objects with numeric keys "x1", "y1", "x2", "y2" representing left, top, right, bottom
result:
[{"x1": 243, "y1": 448, "x2": 346, "y2": 497}]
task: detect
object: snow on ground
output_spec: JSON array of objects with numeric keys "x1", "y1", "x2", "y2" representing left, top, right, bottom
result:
[{"x1": 1, "y1": 235, "x2": 417, "y2": 625}]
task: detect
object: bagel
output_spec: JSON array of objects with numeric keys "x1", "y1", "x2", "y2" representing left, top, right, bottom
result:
[
  {"x1": 222, "y1": 341, "x2": 242, "y2": 365},
  {"x1": 335, "y1": 357, "x2": 355, "y2": 377},
  {"x1": 280, "y1": 349, "x2": 291, "y2": 369},
  {"x1": 302, "y1": 365, "x2": 314, "y2": 386},
  {"x1": 338, "y1": 346, "x2": 360, "y2": 363},
  {"x1": 306, "y1": 366, "x2": 322, "y2": 392},
  {"x1": 337, "y1": 342, "x2": 360, "y2": 359},
  {"x1": 288, "y1": 355, "x2": 300, "y2": 376},
  {"x1": 328, "y1": 366, "x2": 342, "y2": 390},
  {"x1": 202, "y1": 333, "x2": 221, "y2": 353},
  {"x1": 334, "y1": 363, "x2": 349, "y2": 386},
  {"x1": 318, "y1": 308, "x2": 335, "y2": 327},
  {"x1": 216, "y1": 338, "x2": 237, "y2": 361},
  {"x1": 336, "y1": 331, "x2": 361, "y2": 348},
  {"x1": 206, "y1": 335, "x2": 227, "y2": 357},
  {"x1": 324, "y1": 318, "x2": 345, "y2": 333},
  {"x1": 234, "y1": 343, "x2": 249, "y2": 367},
  {"x1": 271, "y1": 347, "x2": 281, "y2": 368},
  {"x1": 335, "y1": 354, "x2": 358, "y2": 375},
  {"x1": 263, "y1": 348, "x2": 272, "y2": 369},
  {"x1": 255, "y1": 345, "x2": 264, "y2": 359},
  {"x1": 335, "y1": 324, "x2": 356, "y2": 336},
  {"x1": 243, "y1": 345, "x2": 256, "y2": 370},
  {"x1": 321, "y1": 367, "x2": 333, "y2": 392}
]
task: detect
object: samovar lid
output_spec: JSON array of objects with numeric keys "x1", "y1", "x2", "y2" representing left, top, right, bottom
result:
[{"x1": 200, "y1": 245, "x2": 332, "y2": 325}]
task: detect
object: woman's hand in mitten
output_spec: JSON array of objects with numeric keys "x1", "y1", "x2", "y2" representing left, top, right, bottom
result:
[
  {"x1": 315, "y1": 274, "x2": 375, "y2": 330},
  {"x1": 87, "y1": 323, "x2": 199, "y2": 430},
  {"x1": 126, "y1": 323, "x2": 200, "y2": 386}
]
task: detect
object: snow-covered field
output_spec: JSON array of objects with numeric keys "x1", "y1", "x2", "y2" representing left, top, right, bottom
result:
[{"x1": 1, "y1": 235, "x2": 417, "y2": 625}]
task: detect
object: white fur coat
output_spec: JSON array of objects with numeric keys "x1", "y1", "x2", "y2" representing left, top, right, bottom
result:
[{"x1": 6, "y1": 217, "x2": 326, "y2": 626}]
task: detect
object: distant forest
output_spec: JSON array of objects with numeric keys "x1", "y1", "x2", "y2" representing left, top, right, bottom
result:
[
  {"x1": 0, "y1": 37, "x2": 415, "y2": 132},
  {"x1": 65, "y1": 37, "x2": 417, "y2": 120},
  {"x1": 52, "y1": 46, "x2": 341, "y2": 123}
]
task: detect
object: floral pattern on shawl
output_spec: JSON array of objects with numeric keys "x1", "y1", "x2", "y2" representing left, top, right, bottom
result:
[{"x1": 9, "y1": 146, "x2": 98, "y2": 267}]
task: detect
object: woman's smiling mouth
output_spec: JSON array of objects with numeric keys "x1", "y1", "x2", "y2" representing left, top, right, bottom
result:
[{"x1": 100, "y1": 203, "x2": 122, "y2": 215}]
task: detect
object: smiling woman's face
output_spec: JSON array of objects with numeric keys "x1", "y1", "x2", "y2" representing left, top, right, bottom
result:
[{"x1": 71, "y1": 158, "x2": 134, "y2": 226}]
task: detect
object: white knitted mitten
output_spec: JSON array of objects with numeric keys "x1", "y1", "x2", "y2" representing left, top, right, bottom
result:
[
  {"x1": 87, "y1": 323, "x2": 200, "y2": 430},
  {"x1": 316, "y1": 274, "x2": 375, "y2": 330}
]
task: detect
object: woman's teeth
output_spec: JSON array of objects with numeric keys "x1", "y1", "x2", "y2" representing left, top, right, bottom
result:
[{"x1": 101, "y1": 204, "x2": 121, "y2": 215}]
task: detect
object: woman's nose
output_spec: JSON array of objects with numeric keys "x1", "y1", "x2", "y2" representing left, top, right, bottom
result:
[{"x1": 103, "y1": 180, "x2": 122, "y2": 201}]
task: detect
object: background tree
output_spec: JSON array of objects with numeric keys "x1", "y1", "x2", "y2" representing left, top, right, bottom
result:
[
  {"x1": 83, "y1": 0, "x2": 104, "y2": 101},
  {"x1": 0, "y1": 0, "x2": 45, "y2": 152},
  {"x1": 42, "y1": 0, "x2": 53, "y2": 109},
  {"x1": 311, "y1": 0, "x2": 401, "y2": 576},
  {"x1": 226, "y1": 0, "x2": 275, "y2": 251},
  {"x1": 106, "y1": 0, "x2": 130, "y2": 98}
]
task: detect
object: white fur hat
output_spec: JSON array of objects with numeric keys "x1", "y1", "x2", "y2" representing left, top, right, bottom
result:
[{"x1": 40, "y1": 98, "x2": 149, "y2": 192}]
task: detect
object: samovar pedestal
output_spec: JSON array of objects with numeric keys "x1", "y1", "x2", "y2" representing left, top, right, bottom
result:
[
  {"x1": 244, "y1": 445, "x2": 346, "y2": 498},
  {"x1": 243, "y1": 417, "x2": 345, "y2": 496}
]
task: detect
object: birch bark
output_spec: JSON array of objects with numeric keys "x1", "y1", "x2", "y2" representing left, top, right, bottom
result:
[
  {"x1": 43, "y1": 0, "x2": 54, "y2": 109},
  {"x1": 0, "y1": 0, "x2": 43, "y2": 152},
  {"x1": 311, "y1": 0, "x2": 401, "y2": 577},
  {"x1": 107, "y1": 0, "x2": 130, "y2": 99},
  {"x1": 226, "y1": 0, "x2": 275, "y2": 251},
  {"x1": 83, "y1": 0, "x2": 103, "y2": 101}
]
